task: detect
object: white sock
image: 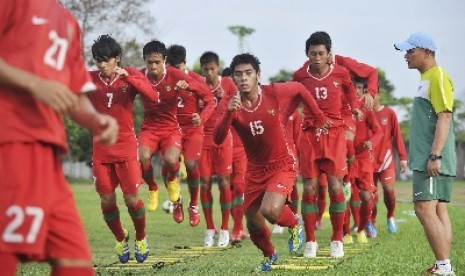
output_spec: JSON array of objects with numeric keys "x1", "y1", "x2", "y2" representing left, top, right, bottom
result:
[{"x1": 436, "y1": 259, "x2": 452, "y2": 272}]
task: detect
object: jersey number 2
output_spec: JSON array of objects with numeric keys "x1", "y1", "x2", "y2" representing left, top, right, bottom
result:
[
  {"x1": 44, "y1": 30, "x2": 69, "y2": 71},
  {"x1": 2, "y1": 205, "x2": 44, "y2": 244}
]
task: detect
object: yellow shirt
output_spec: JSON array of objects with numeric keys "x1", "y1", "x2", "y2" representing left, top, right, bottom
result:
[{"x1": 419, "y1": 66, "x2": 454, "y2": 113}]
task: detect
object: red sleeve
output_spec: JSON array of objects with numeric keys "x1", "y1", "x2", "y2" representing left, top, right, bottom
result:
[
  {"x1": 124, "y1": 67, "x2": 158, "y2": 102},
  {"x1": 0, "y1": 0, "x2": 14, "y2": 36},
  {"x1": 341, "y1": 69, "x2": 360, "y2": 113},
  {"x1": 366, "y1": 111, "x2": 383, "y2": 149},
  {"x1": 213, "y1": 94, "x2": 236, "y2": 145},
  {"x1": 335, "y1": 55, "x2": 379, "y2": 97},
  {"x1": 292, "y1": 111, "x2": 302, "y2": 155},
  {"x1": 390, "y1": 109, "x2": 408, "y2": 161}
]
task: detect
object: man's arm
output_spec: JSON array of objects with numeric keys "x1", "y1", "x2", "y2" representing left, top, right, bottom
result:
[
  {"x1": 213, "y1": 94, "x2": 237, "y2": 145},
  {"x1": 427, "y1": 112, "x2": 452, "y2": 176},
  {"x1": 121, "y1": 67, "x2": 159, "y2": 103}
]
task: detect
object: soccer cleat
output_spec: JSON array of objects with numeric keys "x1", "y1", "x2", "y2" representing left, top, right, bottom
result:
[
  {"x1": 166, "y1": 177, "x2": 180, "y2": 202},
  {"x1": 272, "y1": 224, "x2": 284, "y2": 234},
  {"x1": 231, "y1": 228, "x2": 248, "y2": 243},
  {"x1": 188, "y1": 205, "x2": 200, "y2": 227},
  {"x1": 387, "y1": 217, "x2": 398, "y2": 233},
  {"x1": 172, "y1": 197, "x2": 184, "y2": 223},
  {"x1": 343, "y1": 234, "x2": 354, "y2": 244},
  {"x1": 217, "y1": 229, "x2": 230, "y2": 247},
  {"x1": 425, "y1": 264, "x2": 456, "y2": 275},
  {"x1": 146, "y1": 190, "x2": 159, "y2": 212},
  {"x1": 288, "y1": 215, "x2": 304, "y2": 254},
  {"x1": 350, "y1": 225, "x2": 358, "y2": 235},
  {"x1": 342, "y1": 182, "x2": 352, "y2": 202},
  {"x1": 253, "y1": 252, "x2": 279, "y2": 272},
  {"x1": 357, "y1": 230, "x2": 368, "y2": 244},
  {"x1": 134, "y1": 237, "x2": 149, "y2": 263},
  {"x1": 366, "y1": 221, "x2": 378, "y2": 238},
  {"x1": 115, "y1": 229, "x2": 130, "y2": 263},
  {"x1": 303, "y1": 241, "x2": 318, "y2": 258},
  {"x1": 204, "y1": 229, "x2": 216, "y2": 247},
  {"x1": 330, "y1": 241, "x2": 344, "y2": 258}
]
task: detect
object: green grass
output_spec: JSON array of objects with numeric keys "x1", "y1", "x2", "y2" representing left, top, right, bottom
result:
[{"x1": 19, "y1": 180, "x2": 465, "y2": 275}]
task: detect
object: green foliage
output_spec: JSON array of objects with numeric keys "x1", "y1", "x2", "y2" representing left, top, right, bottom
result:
[
  {"x1": 228, "y1": 25, "x2": 255, "y2": 53},
  {"x1": 269, "y1": 69, "x2": 293, "y2": 83},
  {"x1": 121, "y1": 39, "x2": 145, "y2": 68},
  {"x1": 64, "y1": 117, "x2": 92, "y2": 163}
]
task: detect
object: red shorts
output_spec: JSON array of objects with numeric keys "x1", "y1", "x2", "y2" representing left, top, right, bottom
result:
[
  {"x1": 199, "y1": 146, "x2": 233, "y2": 177},
  {"x1": 0, "y1": 143, "x2": 91, "y2": 261},
  {"x1": 350, "y1": 154, "x2": 377, "y2": 192},
  {"x1": 93, "y1": 159, "x2": 142, "y2": 195},
  {"x1": 342, "y1": 114, "x2": 356, "y2": 136},
  {"x1": 231, "y1": 147, "x2": 247, "y2": 189},
  {"x1": 300, "y1": 128, "x2": 347, "y2": 178},
  {"x1": 244, "y1": 163, "x2": 296, "y2": 210},
  {"x1": 180, "y1": 126, "x2": 203, "y2": 161},
  {"x1": 138, "y1": 127, "x2": 182, "y2": 155},
  {"x1": 373, "y1": 166, "x2": 396, "y2": 185}
]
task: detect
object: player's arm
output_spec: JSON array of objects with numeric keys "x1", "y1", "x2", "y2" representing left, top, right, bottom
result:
[
  {"x1": 118, "y1": 67, "x2": 159, "y2": 102},
  {"x1": 342, "y1": 70, "x2": 363, "y2": 120},
  {"x1": 69, "y1": 95, "x2": 119, "y2": 145},
  {"x1": 364, "y1": 111, "x2": 383, "y2": 150},
  {"x1": 293, "y1": 111, "x2": 302, "y2": 156},
  {"x1": 390, "y1": 110, "x2": 408, "y2": 172},
  {"x1": 213, "y1": 94, "x2": 237, "y2": 145}
]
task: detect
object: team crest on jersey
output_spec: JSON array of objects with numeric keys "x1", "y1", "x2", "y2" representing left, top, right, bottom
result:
[
  {"x1": 333, "y1": 81, "x2": 340, "y2": 88},
  {"x1": 289, "y1": 115, "x2": 294, "y2": 121},
  {"x1": 380, "y1": 118, "x2": 388, "y2": 125},
  {"x1": 267, "y1": 108, "x2": 275, "y2": 116},
  {"x1": 121, "y1": 85, "x2": 129, "y2": 93},
  {"x1": 166, "y1": 85, "x2": 172, "y2": 91}
]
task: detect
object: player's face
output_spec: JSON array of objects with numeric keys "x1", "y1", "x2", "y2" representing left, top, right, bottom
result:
[
  {"x1": 95, "y1": 57, "x2": 120, "y2": 78},
  {"x1": 233, "y1": 64, "x2": 260, "y2": 94},
  {"x1": 404, "y1": 48, "x2": 426, "y2": 70},
  {"x1": 354, "y1": 83, "x2": 365, "y2": 98},
  {"x1": 201, "y1": 62, "x2": 220, "y2": 83},
  {"x1": 307, "y1": 45, "x2": 330, "y2": 71},
  {"x1": 144, "y1": 53, "x2": 166, "y2": 78}
]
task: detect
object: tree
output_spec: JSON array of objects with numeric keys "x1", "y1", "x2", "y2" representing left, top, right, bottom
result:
[
  {"x1": 268, "y1": 69, "x2": 293, "y2": 83},
  {"x1": 228, "y1": 25, "x2": 255, "y2": 53}
]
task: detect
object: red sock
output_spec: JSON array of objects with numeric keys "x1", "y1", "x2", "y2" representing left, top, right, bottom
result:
[
  {"x1": 0, "y1": 253, "x2": 18, "y2": 276},
  {"x1": 343, "y1": 203, "x2": 351, "y2": 235},
  {"x1": 187, "y1": 167, "x2": 200, "y2": 206},
  {"x1": 384, "y1": 189, "x2": 396, "y2": 218},
  {"x1": 219, "y1": 186, "x2": 232, "y2": 230},
  {"x1": 128, "y1": 199, "x2": 146, "y2": 240},
  {"x1": 276, "y1": 205, "x2": 298, "y2": 227},
  {"x1": 290, "y1": 184, "x2": 299, "y2": 214},
  {"x1": 101, "y1": 204, "x2": 125, "y2": 241},
  {"x1": 359, "y1": 194, "x2": 375, "y2": 231},
  {"x1": 301, "y1": 192, "x2": 317, "y2": 242},
  {"x1": 200, "y1": 188, "x2": 215, "y2": 229},
  {"x1": 232, "y1": 184, "x2": 245, "y2": 232},
  {"x1": 141, "y1": 163, "x2": 158, "y2": 191},
  {"x1": 350, "y1": 185, "x2": 361, "y2": 227},
  {"x1": 166, "y1": 162, "x2": 180, "y2": 182},
  {"x1": 329, "y1": 192, "x2": 345, "y2": 242},
  {"x1": 317, "y1": 185, "x2": 327, "y2": 222},
  {"x1": 250, "y1": 226, "x2": 275, "y2": 258},
  {"x1": 51, "y1": 267, "x2": 94, "y2": 276},
  {"x1": 372, "y1": 192, "x2": 379, "y2": 225}
]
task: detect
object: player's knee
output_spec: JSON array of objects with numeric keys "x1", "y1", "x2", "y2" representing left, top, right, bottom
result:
[
  {"x1": 123, "y1": 194, "x2": 138, "y2": 207},
  {"x1": 184, "y1": 159, "x2": 197, "y2": 171},
  {"x1": 260, "y1": 206, "x2": 279, "y2": 224},
  {"x1": 100, "y1": 193, "x2": 117, "y2": 206}
]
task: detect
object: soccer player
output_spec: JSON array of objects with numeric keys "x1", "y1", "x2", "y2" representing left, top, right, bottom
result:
[
  {"x1": 88, "y1": 35, "x2": 159, "y2": 263},
  {"x1": 199, "y1": 51, "x2": 236, "y2": 247},
  {"x1": 348, "y1": 77, "x2": 383, "y2": 243},
  {"x1": 293, "y1": 31, "x2": 362, "y2": 258},
  {"x1": 0, "y1": 1, "x2": 118, "y2": 275},
  {"x1": 395, "y1": 32, "x2": 456, "y2": 275},
  {"x1": 139, "y1": 40, "x2": 214, "y2": 223},
  {"x1": 372, "y1": 93, "x2": 408, "y2": 234},
  {"x1": 167, "y1": 44, "x2": 214, "y2": 227},
  {"x1": 213, "y1": 53, "x2": 331, "y2": 272}
]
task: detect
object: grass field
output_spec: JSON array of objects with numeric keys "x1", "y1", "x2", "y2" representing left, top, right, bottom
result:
[{"x1": 19, "y1": 180, "x2": 465, "y2": 275}]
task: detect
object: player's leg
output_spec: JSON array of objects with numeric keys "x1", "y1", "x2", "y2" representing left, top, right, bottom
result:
[
  {"x1": 316, "y1": 173, "x2": 327, "y2": 229},
  {"x1": 214, "y1": 147, "x2": 233, "y2": 247},
  {"x1": 326, "y1": 172, "x2": 346, "y2": 257},
  {"x1": 378, "y1": 167, "x2": 397, "y2": 233},
  {"x1": 231, "y1": 150, "x2": 247, "y2": 241},
  {"x1": 138, "y1": 130, "x2": 161, "y2": 211}
]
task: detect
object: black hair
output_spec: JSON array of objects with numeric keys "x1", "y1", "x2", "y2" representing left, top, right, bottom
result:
[
  {"x1": 142, "y1": 40, "x2": 166, "y2": 58},
  {"x1": 352, "y1": 76, "x2": 367, "y2": 88},
  {"x1": 166, "y1": 44, "x2": 186, "y2": 66},
  {"x1": 305, "y1": 31, "x2": 332, "y2": 53},
  {"x1": 221, "y1": 67, "x2": 233, "y2": 77},
  {"x1": 229, "y1": 53, "x2": 261, "y2": 73},
  {"x1": 200, "y1": 51, "x2": 219, "y2": 66},
  {"x1": 91, "y1": 34, "x2": 122, "y2": 63}
]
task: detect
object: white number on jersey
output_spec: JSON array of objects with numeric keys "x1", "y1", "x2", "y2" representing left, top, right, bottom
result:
[
  {"x1": 44, "y1": 30, "x2": 69, "y2": 71},
  {"x1": 315, "y1": 87, "x2": 328, "y2": 100},
  {"x1": 106, "y1": 93, "x2": 114, "y2": 107},
  {"x1": 249, "y1": 120, "x2": 264, "y2": 136},
  {"x1": 2, "y1": 205, "x2": 44, "y2": 244},
  {"x1": 177, "y1": 97, "x2": 184, "y2": 108}
]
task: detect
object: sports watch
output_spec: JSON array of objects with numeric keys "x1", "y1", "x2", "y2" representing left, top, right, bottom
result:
[{"x1": 429, "y1": 153, "x2": 442, "y2": 161}]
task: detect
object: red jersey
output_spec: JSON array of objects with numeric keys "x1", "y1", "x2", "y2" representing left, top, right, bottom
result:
[
  {"x1": 177, "y1": 70, "x2": 214, "y2": 127},
  {"x1": 140, "y1": 66, "x2": 213, "y2": 130},
  {"x1": 0, "y1": 0, "x2": 96, "y2": 152},
  {"x1": 353, "y1": 108, "x2": 383, "y2": 157},
  {"x1": 88, "y1": 68, "x2": 158, "y2": 162},
  {"x1": 293, "y1": 63, "x2": 358, "y2": 128},
  {"x1": 334, "y1": 55, "x2": 379, "y2": 97},
  {"x1": 202, "y1": 77, "x2": 238, "y2": 149},
  {"x1": 213, "y1": 82, "x2": 325, "y2": 169},
  {"x1": 373, "y1": 106, "x2": 407, "y2": 172}
]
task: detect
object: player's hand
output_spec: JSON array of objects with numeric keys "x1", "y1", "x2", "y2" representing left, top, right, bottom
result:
[
  {"x1": 215, "y1": 87, "x2": 225, "y2": 98},
  {"x1": 30, "y1": 79, "x2": 78, "y2": 115},
  {"x1": 228, "y1": 94, "x2": 241, "y2": 112},
  {"x1": 363, "y1": 140, "x2": 372, "y2": 150},
  {"x1": 400, "y1": 160, "x2": 408, "y2": 173},
  {"x1": 114, "y1": 67, "x2": 129, "y2": 78},
  {"x1": 192, "y1": 113, "x2": 201, "y2": 126},
  {"x1": 93, "y1": 114, "x2": 119, "y2": 145},
  {"x1": 363, "y1": 93, "x2": 374, "y2": 110},
  {"x1": 427, "y1": 159, "x2": 441, "y2": 177},
  {"x1": 175, "y1": 80, "x2": 189, "y2": 90},
  {"x1": 352, "y1": 108, "x2": 363, "y2": 121}
]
